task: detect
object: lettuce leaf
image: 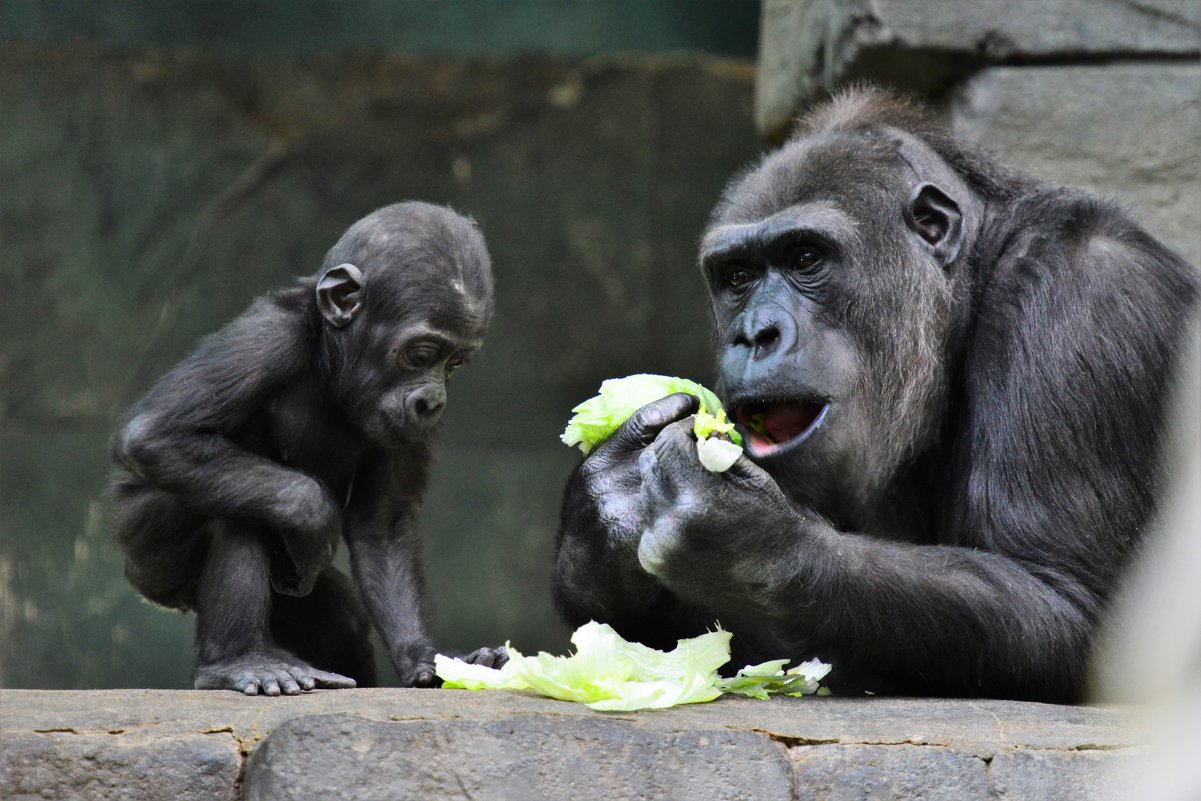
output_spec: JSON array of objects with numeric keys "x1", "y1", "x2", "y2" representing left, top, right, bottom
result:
[
  {"x1": 436, "y1": 621, "x2": 832, "y2": 711},
  {"x1": 717, "y1": 657, "x2": 833, "y2": 699},
  {"x1": 561, "y1": 374, "x2": 743, "y2": 457},
  {"x1": 437, "y1": 621, "x2": 728, "y2": 711}
]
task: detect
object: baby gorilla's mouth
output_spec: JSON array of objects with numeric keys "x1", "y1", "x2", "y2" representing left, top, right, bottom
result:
[{"x1": 732, "y1": 399, "x2": 828, "y2": 457}]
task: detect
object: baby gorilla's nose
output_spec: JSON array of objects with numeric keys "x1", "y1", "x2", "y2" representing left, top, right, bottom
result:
[{"x1": 406, "y1": 384, "x2": 446, "y2": 429}]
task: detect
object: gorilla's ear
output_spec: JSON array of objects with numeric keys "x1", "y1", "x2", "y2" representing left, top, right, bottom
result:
[
  {"x1": 316, "y1": 263, "x2": 365, "y2": 327},
  {"x1": 906, "y1": 184, "x2": 963, "y2": 268}
]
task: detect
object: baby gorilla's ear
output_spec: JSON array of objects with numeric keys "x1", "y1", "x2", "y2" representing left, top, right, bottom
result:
[{"x1": 316, "y1": 263, "x2": 365, "y2": 327}]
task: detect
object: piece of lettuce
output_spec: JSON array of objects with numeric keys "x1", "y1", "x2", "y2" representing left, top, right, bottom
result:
[
  {"x1": 716, "y1": 658, "x2": 833, "y2": 700},
  {"x1": 436, "y1": 621, "x2": 832, "y2": 711},
  {"x1": 437, "y1": 621, "x2": 729, "y2": 711},
  {"x1": 561, "y1": 374, "x2": 743, "y2": 470}
]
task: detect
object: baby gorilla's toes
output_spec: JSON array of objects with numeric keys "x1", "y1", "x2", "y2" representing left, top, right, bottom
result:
[
  {"x1": 399, "y1": 661, "x2": 439, "y2": 688},
  {"x1": 194, "y1": 650, "x2": 357, "y2": 695}
]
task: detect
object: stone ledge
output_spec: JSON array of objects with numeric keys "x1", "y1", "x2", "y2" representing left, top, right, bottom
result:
[{"x1": 1, "y1": 689, "x2": 1139, "y2": 800}]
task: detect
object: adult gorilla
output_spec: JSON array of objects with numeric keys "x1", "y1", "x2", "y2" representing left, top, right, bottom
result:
[{"x1": 553, "y1": 87, "x2": 1200, "y2": 702}]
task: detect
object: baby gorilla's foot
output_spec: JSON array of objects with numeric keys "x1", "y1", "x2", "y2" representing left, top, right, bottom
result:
[{"x1": 194, "y1": 650, "x2": 357, "y2": 696}]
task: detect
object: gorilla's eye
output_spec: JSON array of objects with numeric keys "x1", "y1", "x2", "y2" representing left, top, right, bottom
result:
[
  {"x1": 725, "y1": 266, "x2": 754, "y2": 289},
  {"x1": 445, "y1": 357, "x2": 465, "y2": 375},
  {"x1": 406, "y1": 344, "x2": 439, "y2": 369},
  {"x1": 792, "y1": 246, "x2": 823, "y2": 272}
]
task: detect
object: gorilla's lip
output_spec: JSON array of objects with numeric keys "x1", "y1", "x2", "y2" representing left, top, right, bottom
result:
[{"x1": 731, "y1": 399, "x2": 829, "y2": 458}]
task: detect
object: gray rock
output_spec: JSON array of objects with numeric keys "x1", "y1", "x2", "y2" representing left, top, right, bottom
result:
[
  {"x1": 243, "y1": 713, "x2": 793, "y2": 801},
  {"x1": 756, "y1": 0, "x2": 1201, "y2": 136},
  {"x1": 789, "y1": 744, "x2": 991, "y2": 800},
  {"x1": 989, "y1": 747, "x2": 1140, "y2": 801},
  {"x1": 1, "y1": 689, "x2": 1147, "y2": 800},
  {"x1": 950, "y1": 65, "x2": 1201, "y2": 266},
  {"x1": 0, "y1": 729, "x2": 239, "y2": 801}
]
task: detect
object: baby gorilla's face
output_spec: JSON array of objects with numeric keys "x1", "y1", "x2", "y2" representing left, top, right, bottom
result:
[{"x1": 353, "y1": 311, "x2": 487, "y2": 447}]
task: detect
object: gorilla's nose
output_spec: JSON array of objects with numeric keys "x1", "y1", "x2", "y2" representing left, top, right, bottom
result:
[
  {"x1": 406, "y1": 386, "x2": 446, "y2": 429},
  {"x1": 734, "y1": 306, "x2": 793, "y2": 361}
]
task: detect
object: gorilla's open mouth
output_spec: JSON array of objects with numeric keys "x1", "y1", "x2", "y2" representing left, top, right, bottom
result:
[{"x1": 732, "y1": 400, "x2": 829, "y2": 457}]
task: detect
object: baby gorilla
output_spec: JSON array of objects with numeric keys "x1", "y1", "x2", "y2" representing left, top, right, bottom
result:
[{"x1": 110, "y1": 202, "x2": 505, "y2": 694}]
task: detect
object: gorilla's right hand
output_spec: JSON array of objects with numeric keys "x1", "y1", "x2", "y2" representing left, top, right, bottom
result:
[
  {"x1": 270, "y1": 480, "x2": 342, "y2": 596},
  {"x1": 553, "y1": 392, "x2": 698, "y2": 620}
]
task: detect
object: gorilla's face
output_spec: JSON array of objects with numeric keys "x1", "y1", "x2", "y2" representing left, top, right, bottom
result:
[{"x1": 701, "y1": 134, "x2": 969, "y2": 525}]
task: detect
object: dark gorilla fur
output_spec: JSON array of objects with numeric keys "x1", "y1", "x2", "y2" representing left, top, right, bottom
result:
[
  {"x1": 553, "y1": 87, "x2": 1200, "y2": 702},
  {"x1": 110, "y1": 202, "x2": 506, "y2": 695}
]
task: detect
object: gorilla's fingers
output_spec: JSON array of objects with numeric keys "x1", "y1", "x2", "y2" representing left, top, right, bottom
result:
[
  {"x1": 596, "y1": 393, "x2": 699, "y2": 461},
  {"x1": 463, "y1": 645, "x2": 508, "y2": 668}
]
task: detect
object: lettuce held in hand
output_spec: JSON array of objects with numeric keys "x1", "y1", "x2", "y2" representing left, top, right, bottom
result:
[
  {"x1": 436, "y1": 621, "x2": 832, "y2": 711},
  {"x1": 561, "y1": 374, "x2": 744, "y2": 472}
]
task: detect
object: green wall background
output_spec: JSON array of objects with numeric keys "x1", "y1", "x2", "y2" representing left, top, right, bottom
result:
[
  {"x1": 0, "y1": 0, "x2": 759, "y2": 57},
  {"x1": 0, "y1": 2, "x2": 763, "y2": 688}
]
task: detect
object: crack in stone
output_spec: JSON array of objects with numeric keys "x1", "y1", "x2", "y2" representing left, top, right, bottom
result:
[
  {"x1": 1117, "y1": 0, "x2": 1201, "y2": 31},
  {"x1": 748, "y1": 728, "x2": 841, "y2": 748}
]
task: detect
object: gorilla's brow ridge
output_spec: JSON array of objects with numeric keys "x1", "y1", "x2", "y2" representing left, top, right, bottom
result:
[{"x1": 699, "y1": 202, "x2": 858, "y2": 263}]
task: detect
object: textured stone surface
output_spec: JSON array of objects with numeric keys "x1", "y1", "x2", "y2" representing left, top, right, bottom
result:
[
  {"x1": 1, "y1": 689, "x2": 1145, "y2": 800},
  {"x1": 950, "y1": 64, "x2": 1201, "y2": 266},
  {"x1": 988, "y1": 748, "x2": 1138, "y2": 801},
  {"x1": 756, "y1": 0, "x2": 1201, "y2": 135},
  {"x1": 789, "y1": 744, "x2": 992, "y2": 800},
  {"x1": 1, "y1": 730, "x2": 239, "y2": 801},
  {"x1": 244, "y1": 714, "x2": 793, "y2": 801}
]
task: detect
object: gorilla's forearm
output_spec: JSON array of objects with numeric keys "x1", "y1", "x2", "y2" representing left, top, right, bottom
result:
[
  {"x1": 348, "y1": 532, "x2": 435, "y2": 680},
  {"x1": 116, "y1": 422, "x2": 340, "y2": 538},
  {"x1": 738, "y1": 529, "x2": 1094, "y2": 702}
]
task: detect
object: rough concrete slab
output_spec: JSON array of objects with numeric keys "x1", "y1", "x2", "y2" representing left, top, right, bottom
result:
[
  {"x1": 987, "y1": 747, "x2": 1141, "y2": 800},
  {"x1": 1, "y1": 689, "x2": 1145, "y2": 800},
  {"x1": 950, "y1": 64, "x2": 1201, "y2": 266},
  {"x1": 243, "y1": 713, "x2": 793, "y2": 801},
  {"x1": 1, "y1": 730, "x2": 239, "y2": 801},
  {"x1": 789, "y1": 744, "x2": 991, "y2": 800},
  {"x1": 756, "y1": 0, "x2": 1201, "y2": 135}
]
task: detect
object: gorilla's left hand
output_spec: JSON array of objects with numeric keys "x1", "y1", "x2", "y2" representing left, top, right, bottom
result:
[{"x1": 636, "y1": 419, "x2": 814, "y2": 618}]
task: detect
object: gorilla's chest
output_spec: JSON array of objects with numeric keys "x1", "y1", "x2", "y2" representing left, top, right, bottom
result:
[{"x1": 236, "y1": 389, "x2": 363, "y2": 503}]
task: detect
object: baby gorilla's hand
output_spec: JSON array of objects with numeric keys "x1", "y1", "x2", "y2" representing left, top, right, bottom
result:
[
  {"x1": 194, "y1": 649, "x2": 357, "y2": 696},
  {"x1": 270, "y1": 479, "x2": 341, "y2": 597},
  {"x1": 459, "y1": 645, "x2": 509, "y2": 669}
]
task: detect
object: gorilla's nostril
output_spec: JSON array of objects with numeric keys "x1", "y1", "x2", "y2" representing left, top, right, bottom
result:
[{"x1": 753, "y1": 325, "x2": 780, "y2": 357}]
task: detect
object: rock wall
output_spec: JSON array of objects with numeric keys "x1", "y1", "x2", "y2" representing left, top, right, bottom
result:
[
  {"x1": 0, "y1": 689, "x2": 1142, "y2": 801},
  {"x1": 756, "y1": 0, "x2": 1201, "y2": 265}
]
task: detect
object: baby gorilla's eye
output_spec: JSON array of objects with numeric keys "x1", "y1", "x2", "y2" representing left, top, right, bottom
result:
[
  {"x1": 445, "y1": 357, "x2": 466, "y2": 375},
  {"x1": 406, "y1": 345, "x2": 439, "y2": 369}
]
